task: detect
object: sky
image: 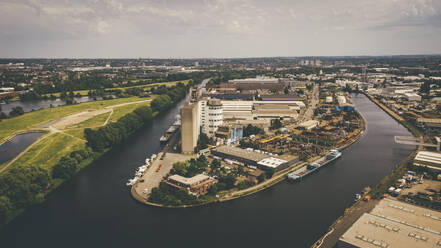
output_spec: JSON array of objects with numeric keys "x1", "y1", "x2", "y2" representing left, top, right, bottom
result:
[{"x1": 0, "y1": 0, "x2": 441, "y2": 58}]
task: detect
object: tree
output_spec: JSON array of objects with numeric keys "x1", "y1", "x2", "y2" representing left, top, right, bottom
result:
[
  {"x1": 270, "y1": 119, "x2": 282, "y2": 130},
  {"x1": 0, "y1": 165, "x2": 51, "y2": 208},
  {"x1": 208, "y1": 184, "x2": 218, "y2": 195},
  {"x1": 150, "y1": 95, "x2": 173, "y2": 112},
  {"x1": 0, "y1": 112, "x2": 7, "y2": 119},
  {"x1": 52, "y1": 156, "x2": 78, "y2": 179},
  {"x1": 210, "y1": 159, "x2": 221, "y2": 170},
  {"x1": 264, "y1": 167, "x2": 275, "y2": 179},
  {"x1": 221, "y1": 174, "x2": 236, "y2": 189},
  {"x1": 0, "y1": 196, "x2": 12, "y2": 223},
  {"x1": 243, "y1": 124, "x2": 264, "y2": 137},
  {"x1": 9, "y1": 106, "x2": 24, "y2": 117},
  {"x1": 420, "y1": 81, "x2": 431, "y2": 95},
  {"x1": 257, "y1": 172, "x2": 266, "y2": 183},
  {"x1": 196, "y1": 133, "x2": 210, "y2": 152}
]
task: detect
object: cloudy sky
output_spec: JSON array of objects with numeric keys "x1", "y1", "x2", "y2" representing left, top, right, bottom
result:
[{"x1": 1, "y1": 0, "x2": 440, "y2": 58}]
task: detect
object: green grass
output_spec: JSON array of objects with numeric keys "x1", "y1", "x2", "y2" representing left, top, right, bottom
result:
[
  {"x1": 44, "y1": 80, "x2": 189, "y2": 97},
  {"x1": 109, "y1": 101, "x2": 150, "y2": 122},
  {"x1": 63, "y1": 112, "x2": 111, "y2": 139},
  {"x1": 10, "y1": 133, "x2": 86, "y2": 170},
  {"x1": 0, "y1": 96, "x2": 143, "y2": 142}
]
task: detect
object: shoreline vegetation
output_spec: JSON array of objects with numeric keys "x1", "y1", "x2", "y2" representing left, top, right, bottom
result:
[
  {"x1": 131, "y1": 97, "x2": 367, "y2": 208},
  {"x1": 0, "y1": 79, "x2": 198, "y2": 227}
]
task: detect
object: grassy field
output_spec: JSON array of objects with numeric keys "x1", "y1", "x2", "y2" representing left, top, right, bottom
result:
[
  {"x1": 0, "y1": 96, "x2": 144, "y2": 142},
  {"x1": 0, "y1": 95, "x2": 153, "y2": 171},
  {"x1": 45, "y1": 80, "x2": 189, "y2": 97},
  {"x1": 9, "y1": 133, "x2": 86, "y2": 170},
  {"x1": 109, "y1": 101, "x2": 150, "y2": 122},
  {"x1": 64, "y1": 112, "x2": 111, "y2": 139}
]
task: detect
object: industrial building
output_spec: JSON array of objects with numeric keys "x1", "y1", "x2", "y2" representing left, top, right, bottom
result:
[
  {"x1": 211, "y1": 146, "x2": 288, "y2": 170},
  {"x1": 215, "y1": 125, "x2": 243, "y2": 145},
  {"x1": 337, "y1": 95, "x2": 347, "y2": 105},
  {"x1": 211, "y1": 146, "x2": 269, "y2": 166},
  {"x1": 337, "y1": 198, "x2": 441, "y2": 248},
  {"x1": 298, "y1": 120, "x2": 320, "y2": 130},
  {"x1": 260, "y1": 94, "x2": 305, "y2": 101},
  {"x1": 181, "y1": 101, "x2": 199, "y2": 154},
  {"x1": 414, "y1": 151, "x2": 441, "y2": 171},
  {"x1": 417, "y1": 118, "x2": 441, "y2": 129},
  {"x1": 181, "y1": 95, "x2": 305, "y2": 153},
  {"x1": 404, "y1": 93, "x2": 422, "y2": 102},
  {"x1": 167, "y1": 174, "x2": 216, "y2": 195}
]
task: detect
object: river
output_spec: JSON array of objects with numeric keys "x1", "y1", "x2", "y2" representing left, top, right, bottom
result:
[
  {"x1": 0, "y1": 96, "x2": 94, "y2": 114},
  {"x1": 0, "y1": 132, "x2": 44, "y2": 164},
  {"x1": 0, "y1": 93, "x2": 414, "y2": 248}
]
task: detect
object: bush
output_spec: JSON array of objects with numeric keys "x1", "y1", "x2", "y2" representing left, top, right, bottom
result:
[
  {"x1": 52, "y1": 156, "x2": 78, "y2": 179},
  {"x1": 0, "y1": 165, "x2": 51, "y2": 210}
]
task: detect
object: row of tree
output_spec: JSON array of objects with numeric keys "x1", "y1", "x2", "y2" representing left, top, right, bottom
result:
[{"x1": 85, "y1": 106, "x2": 154, "y2": 151}]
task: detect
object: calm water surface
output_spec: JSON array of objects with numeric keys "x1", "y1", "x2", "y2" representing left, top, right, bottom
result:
[
  {"x1": 0, "y1": 132, "x2": 44, "y2": 164},
  {"x1": 0, "y1": 93, "x2": 414, "y2": 248},
  {"x1": 1, "y1": 97, "x2": 94, "y2": 114}
]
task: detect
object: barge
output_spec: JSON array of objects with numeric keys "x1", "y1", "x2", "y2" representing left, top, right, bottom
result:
[
  {"x1": 287, "y1": 150, "x2": 341, "y2": 181},
  {"x1": 160, "y1": 117, "x2": 181, "y2": 144}
]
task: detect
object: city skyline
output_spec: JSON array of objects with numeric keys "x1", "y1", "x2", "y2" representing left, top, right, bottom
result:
[{"x1": 1, "y1": 0, "x2": 441, "y2": 58}]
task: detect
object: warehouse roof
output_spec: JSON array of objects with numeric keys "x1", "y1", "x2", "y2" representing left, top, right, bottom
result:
[
  {"x1": 212, "y1": 146, "x2": 269, "y2": 162},
  {"x1": 168, "y1": 174, "x2": 209, "y2": 186},
  {"x1": 417, "y1": 118, "x2": 441, "y2": 124},
  {"x1": 414, "y1": 151, "x2": 441, "y2": 166},
  {"x1": 257, "y1": 157, "x2": 287, "y2": 168},
  {"x1": 339, "y1": 198, "x2": 441, "y2": 248}
]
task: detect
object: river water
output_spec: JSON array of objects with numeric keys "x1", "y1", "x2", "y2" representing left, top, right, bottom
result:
[
  {"x1": 0, "y1": 132, "x2": 44, "y2": 164},
  {"x1": 0, "y1": 93, "x2": 414, "y2": 248},
  {"x1": 0, "y1": 96, "x2": 94, "y2": 114}
]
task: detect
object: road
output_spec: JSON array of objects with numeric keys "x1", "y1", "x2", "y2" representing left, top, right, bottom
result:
[{"x1": 302, "y1": 84, "x2": 319, "y2": 122}]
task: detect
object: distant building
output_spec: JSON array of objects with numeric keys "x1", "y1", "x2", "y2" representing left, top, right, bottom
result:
[
  {"x1": 298, "y1": 120, "x2": 319, "y2": 130},
  {"x1": 326, "y1": 96, "x2": 333, "y2": 103},
  {"x1": 337, "y1": 95, "x2": 347, "y2": 105},
  {"x1": 404, "y1": 93, "x2": 422, "y2": 102},
  {"x1": 260, "y1": 94, "x2": 305, "y2": 101}
]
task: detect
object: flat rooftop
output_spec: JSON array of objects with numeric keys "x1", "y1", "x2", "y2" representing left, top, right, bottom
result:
[
  {"x1": 339, "y1": 198, "x2": 441, "y2": 248},
  {"x1": 415, "y1": 151, "x2": 441, "y2": 166},
  {"x1": 168, "y1": 174, "x2": 209, "y2": 186},
  {"x1": 212, "y1": 146, "x2": 269, "y2": 162},
  {"x1": 257, "y1": 157, "x2": 287, "y2": 168}
]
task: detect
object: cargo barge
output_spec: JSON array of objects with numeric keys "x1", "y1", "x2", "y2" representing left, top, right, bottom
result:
[
  {"x1": 160, "y1": 115, "x2": 181, "y2": 144},
  {"x1": 287, "y1": 150, "x2": 341, "y2": 181}
]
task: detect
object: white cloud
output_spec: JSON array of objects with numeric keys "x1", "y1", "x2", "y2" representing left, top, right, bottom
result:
[{"x1": 0, "y1": 0, "x2": 440, "y2": 57}]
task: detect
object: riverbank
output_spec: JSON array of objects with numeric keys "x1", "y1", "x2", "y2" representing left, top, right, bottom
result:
[
  {"x1": 363, "y1": 92, "x2": 422, "y2": 137},
  {"x1": 131, "y1": 108, "x2": 366, "y2": 208},
  {"x1": 0, "y1": 80, "x2": 197, "y2": 228},
  {"x1": 311, "y1": 93, "x2": 418, "y2": 248},
  {"x1": 0, "y1": 85, "x2": 415, "y2": 248}
]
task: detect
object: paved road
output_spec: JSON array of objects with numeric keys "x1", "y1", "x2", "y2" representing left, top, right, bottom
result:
[{"x1": 302, "y1": 84, "x2": 319, "y2": 121}]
